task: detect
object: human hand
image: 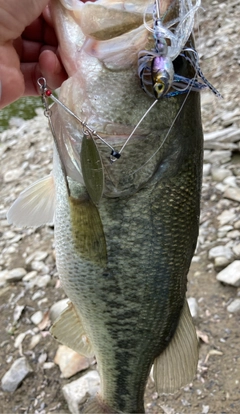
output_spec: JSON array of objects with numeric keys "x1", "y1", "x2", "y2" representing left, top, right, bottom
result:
[{"x1": 0, "y1": 0, "x2": 67, "y2": 109}]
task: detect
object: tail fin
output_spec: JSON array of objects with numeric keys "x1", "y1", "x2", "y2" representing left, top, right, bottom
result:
[{"x1": 81, "y1": 396, "x2": 120, "y2": 414}]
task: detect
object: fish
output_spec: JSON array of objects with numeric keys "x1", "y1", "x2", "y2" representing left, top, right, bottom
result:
[{"x1": 7, "y1": 0, "x2": 204, "y2": 412}]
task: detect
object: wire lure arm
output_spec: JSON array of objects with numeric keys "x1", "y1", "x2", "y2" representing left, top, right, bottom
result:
[{"x1": 37, "y1": 77, "x2": 121, "y2": 161}]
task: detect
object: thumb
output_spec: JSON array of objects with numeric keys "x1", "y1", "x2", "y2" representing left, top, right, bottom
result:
[{"x1": 0, "y1": 0, "x2": 49, "y2": 44}]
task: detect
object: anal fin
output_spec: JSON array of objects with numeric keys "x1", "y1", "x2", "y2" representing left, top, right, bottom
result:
[
  {"x1": 153, "y1": 298, "x2": 199, "y2": 394},
  {"x1": 50, "y1": 301, "x2": 94, "y2": 358},
  {"x1": 81, "y1": 396, "x2": 120, "y2": 414}
]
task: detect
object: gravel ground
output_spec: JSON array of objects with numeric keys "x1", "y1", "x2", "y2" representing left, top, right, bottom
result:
[{"x1": 1, "y1": 0, "x2": 240, "y2": 413}]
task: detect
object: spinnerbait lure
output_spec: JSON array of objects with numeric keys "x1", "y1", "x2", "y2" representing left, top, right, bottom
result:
[{"x1": 138, "y1": 0, "x2": 220, "y2": 99}]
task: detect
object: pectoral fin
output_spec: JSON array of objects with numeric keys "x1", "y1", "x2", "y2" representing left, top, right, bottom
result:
[
  {"x1": 69, "y1": 196, "x2": 107, "y2": 267},
  {"x1": 7, "y1": 174, "x2": 55, "y2": 227},
  {"x1": 153, "y1": 298, "x2": 199, "y2": 394},
  {"x1": 50, "y1": 301, "x2": 94, "y2": 358}
]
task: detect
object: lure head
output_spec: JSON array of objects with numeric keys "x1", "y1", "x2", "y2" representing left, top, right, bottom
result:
[{"x1": 151, "y1": 55, "x2": 174, "y2": 99}]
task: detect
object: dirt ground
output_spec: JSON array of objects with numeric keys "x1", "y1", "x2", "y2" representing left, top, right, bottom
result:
[{"x1": 1, "y1": 0, "x2": 240, "y2": 413}]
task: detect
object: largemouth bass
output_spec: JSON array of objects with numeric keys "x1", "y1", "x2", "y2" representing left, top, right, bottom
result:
[{"x1": 8, "y1": 0, "x2": 203, "y2": 412}]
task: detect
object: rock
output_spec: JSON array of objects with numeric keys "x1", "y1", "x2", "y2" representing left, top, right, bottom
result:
[
  {"x1": 223, "y1": 176, "x2": 237, "y2": 188},
  {"x1": 1, "y1": 357, "x2": 33, "y2": 392},
  {"x1": 233, "y1": 244, "x2": 240, "y2": 257},
  {"x1": 218, "y1": 225, "x2": 234, "y2": 238},
  {"x1": 187, "y1": 297, "x2": 199, "y2": 320},
  {"x1": 234, "y1": 220, "x2": 240, "y2": 230},
  {"x1": 54, "y1": 345, "x2": 90, "y2": 378},
  {"x1": 35, "y1": 274, "x2": 51, "y2": 288},
  {"x1": 13, "y1": 305, "x2": 25, "y2": 322},
  {"x1": 32, "y1": 290, "x2": 45, "y2": 301},
  {"x1": 224, "y1": 187, "x2": 240, "y2": 203},
  {"x1": 217, "y1": 210, "x2": 235, "y2": 226},
  {"x1": 214, "y1": 256, "x2": 232, "y2": 271},
  {"x1": 208, "y1": 245, "x2": 233, "y2": 260},
  {"x1": 25, "y1": 251, "x2": 48, "y2": 264},
  {"x1": 211, "y1": 168, "x2": 232, "y2": 182},
  {"x1": 22, "y1": 270, "x2": 38, "y2": 282},
  {"x1": 203, "y1": 150, "x2": 231, "y2": 165},
  {"x1": 215, "y1": 183, "x2": 227, "y2": 193},
  {"x1": 3, "y1": 231, "x2": 16, "y2": 239},
  {"x1": 31, "y1": 311, "x2": 43, "y2": 325},
  {"x1": 62, "y1": 371, "x2": 100, "y2": 414},
  {"x1": 29, "y1": 334, "x2": 42, "y2": 349},
  {"x1": 43, "y1": 362, "x2": 55, "y2": 370},
  {"x1": 203, "y1": 163, "x2": 211, "y2": 176},
  {"x1": 49, "y1": 298, "x2": 69, "y2": 323},
  {"x1": 204, "y1": 127, "x2": 240, "y2": 143},
  {"x1": 216, "y1": 261, "x2": 240, "y2": 287},
  {"x1": 5, "y1": 268, "x2": 26, "y2": 282},
  {"x1": 3, "y1": 169, "x2": 24, "y2": 183},
  {"x1": 227, "y1": 230, "x2": 240, "y2": 239},
  {"x1": 0, "y1": 270, "x2": 8, "y2": 287},
  {"x1": 227, "y1": 299, "x2": 240, "y2": 313},
  {"x1": 31, "y1": 261, "x2": 49, "y2": 274}
]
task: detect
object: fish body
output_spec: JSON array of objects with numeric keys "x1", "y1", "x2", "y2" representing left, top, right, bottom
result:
[{"x1": 8, "y1": 0, "x2": 203, "y2": 412}]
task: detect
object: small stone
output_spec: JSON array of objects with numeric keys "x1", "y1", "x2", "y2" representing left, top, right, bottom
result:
[
  {"x1": 22, "y1": 271, "x2": 37, "y2": 282},
  {"x1": 218, "y1": 225, "x2": 234, "y2": 238},
  {"x1": 43, "y1": 362, "x2": 55, "y2": 370},
  {"x1": 29, "y1": 334, "x2": 42, "y2": 350},
  {"x1": 4, "y1": 169, "x2": 24, "y2": 183},
  {"x1": 13, "y1": 305, "x2": 25, "y2": 322},
  {"x1": 187, "y1": 297, "x2": 199, "y2": 320},
  {"x1": 32, "y1": 290, "x2": 45, "y2": 301},
  {"x1": 233, "y1": 244, "x2": 240, "y2": 257},
  {"x1": 217, "y1": 210, "x2": 235, "y2": 226},
  {"x1": 31, "y1": 261, "x2": 49, "y2": 274},
  {"x1": 38, "y1": 352, "x2": 47, "y2": 364},
  {"x1": 31, "y1": 311, "x2": 43, "y2": 325},
  {"x1": 215, "y1": 182, "x2": 227, "y2": 193},
  {"x1": 203, "y1": 150, "x2": 231, "y2": 165},
  {"x1": 208, "y1": 245, "x2": 233, "y2": 260},
  {"x1": 211, "y1": 168, "x2": 232, "y2": 182},
  {"x1": 62, "y1": 371, "x2": 100, "y2": 414},
  {"x1": 223, "y1": 176, "x2": 237, "y2": 188},
  {"x1": 224, "y1": 187, "x2": 240, "y2": 203},
  {"x1": 217, "y1": 261, "x2": 240, "y2": 287},
  {"x1": 214, "y1": 256, "x2": 232, "y2": 271},
  {"x1": 33, "y1": 251, "x2": 48, "y2": 261},
  {"x1": 0, "y1": 270, "x2": 8, "y2": 287},
  {"x1": 203, "y1": 163, "x2": 211, "y2": 176},
  {"x1": 227, "y1": 299, "x2": 240, "y2": 313},
  {"x1": 6, "y1": 268, "x2": 27, "y2": 282},
  {"x1": 234, "y1": 220, "x2": 240, "y2": 230},
  {"x1": 35, "y1": 275, "x2": 51, "y2": 288},
  {"x1": 227, "y1": 230, "x2": 240, "y2": 239},
  {"x1": 1, "y1": 357, "x2": 33, "y2": 392},
  {"x1": 54, "y1": 345, "x2": 90, "y2": 378},
  {"x1": 4, "y1": 231, "x2": 16, "y2": 239},
  {"x1": 49, "y1": 298, "x2": 69, "y2": 323}
]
